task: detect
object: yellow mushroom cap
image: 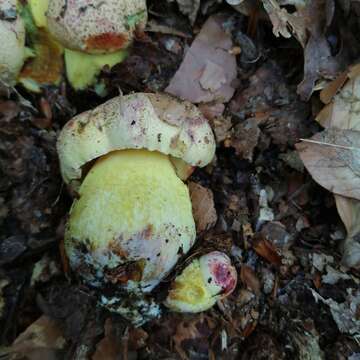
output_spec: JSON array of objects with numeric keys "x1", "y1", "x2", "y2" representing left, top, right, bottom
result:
[
  {"x1": 65, "y1": 149, "x2": 196, "y2": 292},
  {"x1": 46, "y1": 0, "x2": 147, "y2": 53},
  {"x1": 0, "y1": 0, "x2": 25, "y2": 84},
  {"x1": 164, "y1": 251, "x2": 237, "y2": 313},
  {"x1": 57, "y1": 92, "x2": 216, "y2": 190}
]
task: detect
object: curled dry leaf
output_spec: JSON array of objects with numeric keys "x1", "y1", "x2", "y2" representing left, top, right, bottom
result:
[
  {"x1": 166, "y1": 15, "x2": 237, "y2": 104},
  {"x1": 261, "y1": 0, "x2": 307, "y2": 47},
  {"x1": 189, "y1": 182, "x2": 217, "y2": 232},
  {"x1": 335, "y1": 196, "x2": 360, "y2": 268},
  {"x1": 252, "y1": 237, "x2": 282, "y2": 266},
  {"x1": 296, "y1": 128, "x2": 360, "y2": 201}
]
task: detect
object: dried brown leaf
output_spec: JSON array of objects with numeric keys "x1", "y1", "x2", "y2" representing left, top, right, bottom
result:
[
  {"x1": 317, "y1": 71, "x2": 360, "y2": 131},
  {"x1": 165, "y1": 15, "x2": 237, "y2": 103},
  {"x1": 92, "y1": 319, "x2": 121, "y2": 360},
  {"x1": 6, "y1": 316, "x2": 65, "y2": 360},
  {"x1": 189, "y1": 182, "x2": 218, "y2": 232},
  {"x1": 296, "y1": 128, "x2": 360, "y2": 200},
  {"x1": 173, "y1": 315, "x2": 217, "y2": 360},
  {"x1": 240, "y1": 265, "x2": 261, "y2": 295},
  {"x1": 335, "y1": 195, "x2": 360, "y2": 268},
  {"x1": 252, "y1": 238, "x2": 282, "y2": 266}
]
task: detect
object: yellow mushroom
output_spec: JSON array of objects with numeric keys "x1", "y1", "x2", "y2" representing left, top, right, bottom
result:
[
  {"x1": 57, "y1": 92, "x2": 216, "y2": 324},
  {"x1": 0, "y1": 0, "x2": 26, "y2": 85},
  {"x1": 165, "y1": 251, "x2": 237, "y2": 313}
]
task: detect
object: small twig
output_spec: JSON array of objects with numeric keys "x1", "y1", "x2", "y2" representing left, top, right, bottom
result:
[{"x1": 300, "y1": 138, "x2": 359, "y2": 151}]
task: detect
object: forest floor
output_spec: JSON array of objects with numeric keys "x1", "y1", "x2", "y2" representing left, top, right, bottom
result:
[{"x1": 1, "y1": 1, "x2": 360, "y2": 359}]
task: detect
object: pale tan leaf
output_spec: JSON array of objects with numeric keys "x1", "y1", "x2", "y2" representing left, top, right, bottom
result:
[
  {"x1": 296, "y1": 128, "x2": 360, "y2": 200},
  {"x1": 189, "y1": 182, "x2": 217, "y2": 232},
  {"x1": 335, "y1": 195, "x2": 360, "y2": 268},
  {"x1": 315, "y1": 68, "x2": 360, "y2": 268},
  {"x1": 165, "y1": 15, "x2": 237, "y2": 104},
  {"x1": 317, "y1": 70, "x2": 360, "y2": 131}
]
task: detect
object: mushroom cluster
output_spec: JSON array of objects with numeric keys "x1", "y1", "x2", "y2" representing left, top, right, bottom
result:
[
  {"x1": 45, "y1": 0, "x2": 147, "y2": 89},
  {"x1": 57, "y1": 93, "x2": 237, "y2": 324},
  {"x1": 0, "y1": 0, "x2": 26, "y2": 85},
  {"x1": 0, "y1": 0, "x2": 146, "y2": 90}
]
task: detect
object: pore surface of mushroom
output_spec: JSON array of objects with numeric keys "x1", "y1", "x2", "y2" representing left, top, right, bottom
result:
[
  {"x1": 0, "y1": 0, "x2": 26, "y2": 84},
  {"x1": 57, "y1": 92, "x2": 216, "y2": 323}
]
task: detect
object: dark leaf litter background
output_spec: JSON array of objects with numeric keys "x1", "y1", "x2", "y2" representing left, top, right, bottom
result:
[{"x1": 1, "y1": 0, "x2": 360, "y2": 359}]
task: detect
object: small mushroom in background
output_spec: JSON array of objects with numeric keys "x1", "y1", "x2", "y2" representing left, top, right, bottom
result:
[
  {"x1": 57, "y1": 92, "x2": 219, "y2": 325},
  {"x1": 165, "y1": 251, "x2": 237, "y2": 313},
  {"x1": 23, "y1": 0, "x2": 147, "y2": 91},
  {"x1": 0, "y1": 0, "x2": 26, "y2": 85}
]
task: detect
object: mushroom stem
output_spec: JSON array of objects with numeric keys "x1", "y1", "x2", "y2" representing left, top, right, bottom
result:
[{"x1": 65, "y1": 149, "x2": 196, "y2": 292}]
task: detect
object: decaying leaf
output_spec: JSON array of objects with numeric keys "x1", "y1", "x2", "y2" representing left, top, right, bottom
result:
[
  {"x1": 173, "y1": 315, "x2": 217, "y2": 360},
  {"x1": 252, "y1": 237, "x2": 282, "y2": 266},
  {"x1": 224, "y1": 118, "x2": 260, "y2": 161},
  {"x1": 189, "y1": 182, "x2": 218, "y2": 232},
  {"x1": 4, "y1": 315, "x2": 66, "y2": 360},
  {"x1": 261, "y1": 0, "x2": 307, "y2": 47},
  {"x1": 92, "y1": 319, "x2": 121, "y2": 360},
  {"x1": 296, "y1": 128, "x2": 360, "y2": 201},
  {"x1": 166, "y1": 15, "x2": 237, "y2": 104},
  {"x1": 313, "y1": 67, "x2": 360, "y2": 268},
  {"x1": 240, "y1": 265, "x2": 261, "y2": 295},
  {"x1": 173, "y1": 0, "x2": 201, "y2": 25},
  {"x1": 317, "y1": 65, "x2": 360, "y2": 130},
  {"x1": 309, "y1": 288, "x2": 360, "y2": 336}
]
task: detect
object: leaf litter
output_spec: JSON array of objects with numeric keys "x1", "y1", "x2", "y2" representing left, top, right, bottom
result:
[{"x1": 1, "y1": 1, "x2": 360, "y2": 359}]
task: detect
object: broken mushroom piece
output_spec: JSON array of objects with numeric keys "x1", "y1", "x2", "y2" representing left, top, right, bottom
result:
[
  {"x1": 165, "y1": 251, "x2": 237, "y2": 313},
  {"x1": 45, "y1": 0, "x2": 147, "y2": 89},
  {"x1": 0, "y1": 0, "x2": 26, "y2": 85},
  {"x1": 57, "y1": 93, "x2": 216, "y2": 324}
]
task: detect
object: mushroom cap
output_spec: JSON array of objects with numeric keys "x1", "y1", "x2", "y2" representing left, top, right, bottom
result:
[
  {"x1": 57, "y1": 92, "x2": 216, "y2": 189},
  {"x1": 0, "y1": 0, "x2": 25, "y2": 84},
  {"x1": 46, "y1": 0, "x2": 147, "y2": 53},
  {"x1": 65, "y1": 149, "x2": 196, "y2": 292}
]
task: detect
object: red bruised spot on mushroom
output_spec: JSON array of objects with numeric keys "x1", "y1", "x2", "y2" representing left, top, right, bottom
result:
[{"x1": 85, "y1": 32, "x2": 128, "y2": 52}]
